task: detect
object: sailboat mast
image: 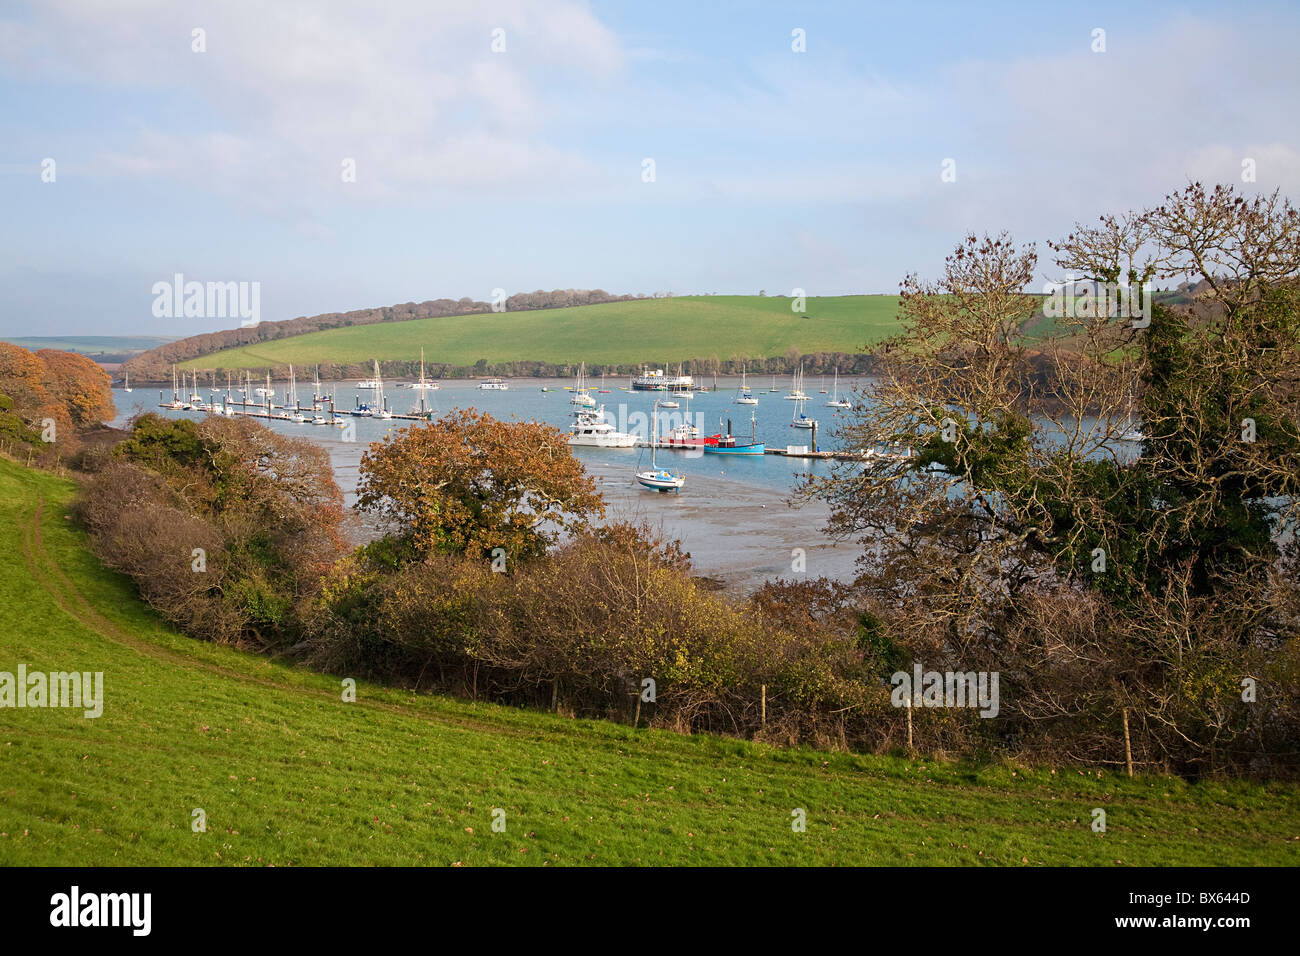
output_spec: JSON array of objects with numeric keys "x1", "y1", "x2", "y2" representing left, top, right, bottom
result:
[{"x1": 650, "y1": 401, "x2": 658, "y2": 468}]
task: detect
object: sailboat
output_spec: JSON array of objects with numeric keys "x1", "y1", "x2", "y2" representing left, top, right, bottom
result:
[
  {"x1": 636, "y1": 401, "x2": 686, "y2": 492},
  {"x1": 123, "y1": 371, "x2": 133, "y2": 393},
  {"x1": 165, "y1": 366, "x2": 182, "y2": 408},
  {"x1": 310, "y1": 369, "x2": 328, "y2": 423},
  {"x1": 825, "y1": 367, "x2": 851, "y2": 408},
  {"x1": 669, "y1": 364, "x2": 694, "y2": 400},
  {"x1": 374, "y1": 361, "x2": 393, "y2": 419},
  {"x1": 310, "y1": 366, "x2": 326, "y2": 408},
  {"x1": 791, "y1": 367, "x2": 815, "y2": 428},
  {"x1": 769, "y1": 375, "x2": 780, "y2": 393},
  {"x1": 407, "y1": 348, "x2": 440, "y2": 390},
  {"x1": 252, "y1": 368, "x2": 275, "y2": 403},
  {"x1": 736, "y1": 370, "x2": 759, "y2": 405},
  {"x1": 570, "y1": 362, "x2": 597, "y2": 408},
  {"x1": 1119, "y1": 385, "x2": 1144, "y2": 442},
  {"x1": 784, "y1": 363, "x2": 809, "y2": 400},
  {"x1": 214, "y1": 371, "x2": 232, "y2": 416},
  {"x1": 288, "y1": 365, "x2": 307, "y2": 422},
  {"x1": 598, "y1": 372, "x2": 611, "y2": 394},
  {"x1": 356, "y1": 360, "x2": 382, "y2": 390},
  {"x1": 819, "y1": 375, "x2": 829, "y2": 394}
]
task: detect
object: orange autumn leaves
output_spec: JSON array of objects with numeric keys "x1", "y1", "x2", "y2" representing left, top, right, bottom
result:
[
  {"x1": 357, "y1": 409, "x2": 605, "y2": 563},
  {"x1": 0, "y1": 342, "x2": 115, "y2": 445}
]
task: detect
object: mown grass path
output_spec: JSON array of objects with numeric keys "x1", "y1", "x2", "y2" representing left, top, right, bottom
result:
[{"x1": 1, "y1": 459, "x2": 1297, "y2": 866}]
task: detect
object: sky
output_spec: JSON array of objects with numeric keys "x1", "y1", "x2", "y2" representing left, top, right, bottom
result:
[{"x1": 1, "y1": 0, "x2": 1298, "y2": 336}]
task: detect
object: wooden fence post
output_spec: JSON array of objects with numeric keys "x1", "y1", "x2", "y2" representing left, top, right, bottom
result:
[{"x1": 1122, "y1": 708, "x2": 1134, "y2": 777}]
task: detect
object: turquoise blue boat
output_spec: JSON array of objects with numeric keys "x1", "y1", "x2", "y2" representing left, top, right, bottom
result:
[
  {"x1": 705, "y1": 440, "x2": 765, "y2": 456},
  {"x1": 704, "y1": 414, "x2": 765, "y2": 455}
]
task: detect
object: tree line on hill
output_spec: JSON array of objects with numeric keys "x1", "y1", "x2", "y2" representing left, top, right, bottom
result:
[{"x1": 122, "y1": 289, "x2": 640, "y2": 384}]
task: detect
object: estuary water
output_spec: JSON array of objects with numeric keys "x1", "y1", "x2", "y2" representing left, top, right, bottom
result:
[{"x1": 108, "y1": 375, "x2": 866, "y2": 592}]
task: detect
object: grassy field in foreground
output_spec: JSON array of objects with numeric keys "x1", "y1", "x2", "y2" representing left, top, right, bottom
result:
[
  {"x1": 180, "y1": 295, "x2": 900, "y2": 370},
  {"x1": 1, "y1": 457, "x2": 1298, "y2": 866}
]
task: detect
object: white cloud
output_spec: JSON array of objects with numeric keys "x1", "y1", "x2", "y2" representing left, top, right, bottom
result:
[{"x1": 0, "y1": 0, "x2": 623, "y2": 202}]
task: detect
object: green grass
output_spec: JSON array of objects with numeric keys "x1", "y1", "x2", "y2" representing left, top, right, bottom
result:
[
  {"x1": 1, "y1": 456, "x2": 1297, "y2": 866},
  {"x1": 180, "y1": 295, "x2": 901, "y2": 370}
]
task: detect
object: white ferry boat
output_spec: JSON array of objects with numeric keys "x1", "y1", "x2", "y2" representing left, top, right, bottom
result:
[
  {"x1": 631, "y1": 366, "x2": 694, "y2": 391},
  {"x1": 478, "y1": 378, "x2": 509, "y2": 390}
]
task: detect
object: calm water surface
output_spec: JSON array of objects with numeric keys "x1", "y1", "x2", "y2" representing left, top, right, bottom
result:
[{"x1": 109, "y1": 376, "x2": 867, "y2": 591}]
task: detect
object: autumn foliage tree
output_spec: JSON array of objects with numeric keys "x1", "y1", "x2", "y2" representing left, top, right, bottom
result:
[
  {"x1": 357, "y1": 409, "x2": 605, "y2": 564},
  {"x1": 34, "y1": 348, "x2": 114, "y2": 428},
  {"x1": 0, "y1": 343, "x2": 51, "y2": 416},
  {"x1": 0, "y1": 343, "x2": 116, "y2": 458}
]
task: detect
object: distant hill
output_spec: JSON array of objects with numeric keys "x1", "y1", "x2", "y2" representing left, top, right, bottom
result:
[
  {"x1": 160, "y1": 295, "x2": 899, "y2": 383},
  {"x1": 1, "y1": 335, "x2": 178, "y2": 366},
  {"x1": 125, "y1": 288, "x2": 639, "y2": 383}
]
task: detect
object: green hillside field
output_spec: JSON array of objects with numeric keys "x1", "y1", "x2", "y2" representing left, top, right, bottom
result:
[
  {"x1": 179, "y1": 295, "x2": 901, "y2": 370},
  {"x1": 2, "y1": 455, "x2": 1298, "y2": 866}
]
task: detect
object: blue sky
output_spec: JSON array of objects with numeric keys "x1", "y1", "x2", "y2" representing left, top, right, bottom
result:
[{"x1": 2, "y1": 0, "x2": 1297, "y2": 336}]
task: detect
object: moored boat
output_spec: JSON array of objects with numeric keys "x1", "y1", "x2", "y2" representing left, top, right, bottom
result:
[
  {"x1": 705, "y1": 413, "x2": 765, "y2": 455},
  {"x1": 406, "y1": 348, "x2": 440, "y2": 390},
  {"x1": 632, "y1": 366, "x2": 693, "y2": 391},
  {"x1": 356, "y1": 359, "x2": 383, "y2": 389},
  {"x1": 784, "y1": 362, "x2": 809, "y2": 400},
  {"x1": 570, "y1": 362, "x2": 597, "y2": 407},
  {"x1": 636, "y1": 401, "x2": 685, "y2": 492},
  {"x1": 736, "y1": 370, "x2": 758, "y2": 405},
  {"x1": 825, "y1": 367, "x2": 851, "y2": 408},
  {"x1": 567, "y1": 405, "x2": 637, "y2": 448}
]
